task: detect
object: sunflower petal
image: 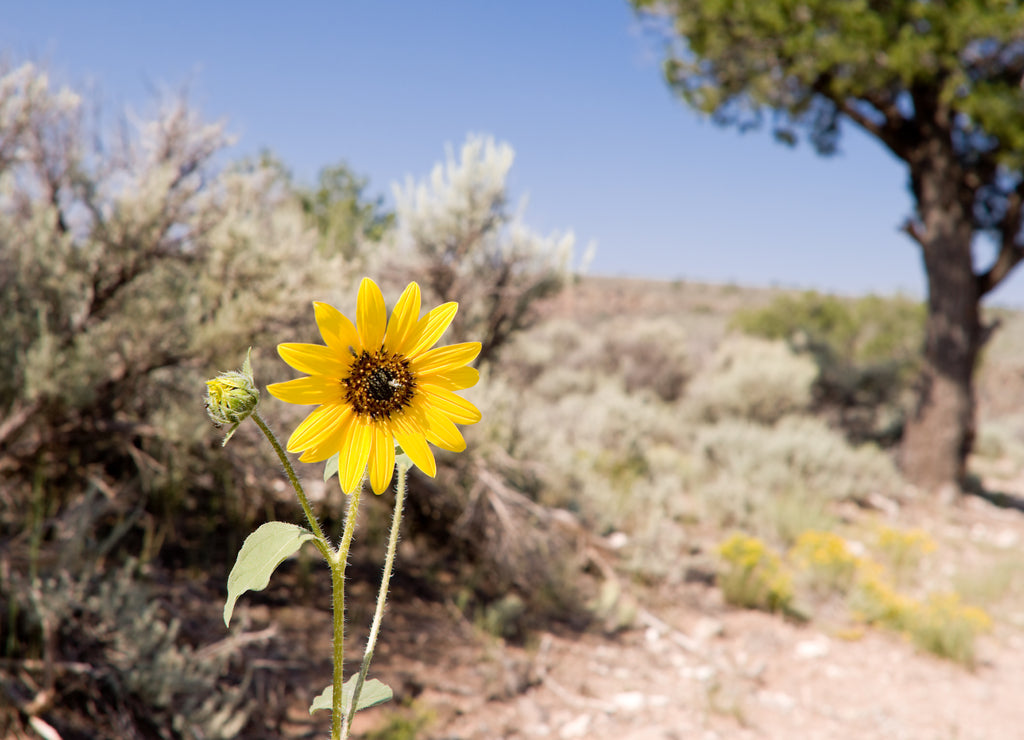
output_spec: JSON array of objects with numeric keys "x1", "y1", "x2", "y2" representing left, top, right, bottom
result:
[
  {"x1": 340, "y1": 417, "x2": 372, "y2": 494},
  {"x1": 368, "y1": 424, "x2": 396, "y2": 495},
  {"x1": 423, "y1": 406, "x2": 467, "y2": 452},
  {"x1": 404, "y1": 302, "x2": 458, "y2": 357},
  {"x1": 418, "y1": 385, "x2": 482, "y2": 425},
  {"x1": 357, "y1": 278, "x2": 387, "y2": 351},
  {"x1": 314, "y1": 301, "x2": 359, "y2": 355},
  {"x1": 392, "y1": 417, "x2": 437, "y2": 478},
  {"x1": 287, "y1": 403, "x2": 352, "y2": 452},
  {"x1": 419, "y1": 366, "x2": 480, "y2": 392},
  {"x1": 384, "y1": 282, "x2": 421, "y2": 355},
  {"x1": 267, "y1": 376, "x2": 341, "y2": 405},
  {"x1": 298, "y1": 414, "x2": 350, "y2": 463},
  {"x1": 412, "y1": 342, "x2": 481, "y2": 375},
  {"x1": 278, "y1": 343, "x2": 347, "y2": 378}
]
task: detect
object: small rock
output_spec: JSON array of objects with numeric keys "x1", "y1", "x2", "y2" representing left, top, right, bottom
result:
[
  {"x1": 605, "y1": 531, "x2": 630, "y2": 549},
  {"x1": 560, "y1": 714, "x2": 591, "y2": 738},
  {"x1": 684, "y1": 664, "x2": 716, "y2": 682},
  {"x1": 613, "y1": 691, "x2": 648, "y2": 712},
  {"x1": 795, "y1": 636, "x2": 830, "y2": 659},
  {"x1": 846, "y1": 538, "x2": 868, "y2": 558},
  {"x1": 994, "y1": 528, "x2": 1020, "y2": 548},
  {"x1": 969, "y1": 523, "x2": 989, "y2": 542},
  {"x1": 692, "y1": 617, "x2": 725, "y2": 642},
  {"x1": 867, "y1": 491, "x2": 900, "y2": 516},
  {"x1": 627, "y1": 729, "x2": 679, "y2": 740},
  {"x1": 758, "y1": 689, "x2": 796, "y2": 712},
  {"x1": 825, "y1": 664, "x2": 844, "y2": 679}
]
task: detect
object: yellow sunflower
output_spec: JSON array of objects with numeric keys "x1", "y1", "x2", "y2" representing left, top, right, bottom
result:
[{"x1": 268, "y1": 278, "x2": 481, "y2": 495}]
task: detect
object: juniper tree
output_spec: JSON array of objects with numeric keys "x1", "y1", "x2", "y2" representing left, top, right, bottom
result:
[
  {"x1": 300, "y1": 161, "x2": 393, "y2": 260},
  {"x1": 632, "y1": 0, "x2": 1024, "y2": 491}
]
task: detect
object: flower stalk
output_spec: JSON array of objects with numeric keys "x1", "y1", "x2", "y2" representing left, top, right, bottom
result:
[
  {"x1": 251, "y1": 411, "x2": 332, "y2": 559},
  {"x1": 255, "y1": 404, "x2": 365, "y2": 740},
  {"x1": 347, "y1": 459, "x2": 409, "y2": 728},
  {"x1": 332, "y1": 486, "x2": 362, "y2": 739}
]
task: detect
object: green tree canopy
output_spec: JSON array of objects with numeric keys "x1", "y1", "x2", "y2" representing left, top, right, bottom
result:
[
  {"x1": 646, "y1": 1, "x2": 1024, "y2": 155},
  {"x1": 300, "y1": 162, "x2": 393, "y2": 259}
]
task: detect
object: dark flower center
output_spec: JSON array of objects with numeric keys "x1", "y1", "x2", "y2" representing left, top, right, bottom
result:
[{"x1": 343, "y1": 349, "x2": 415, "y2": 420}]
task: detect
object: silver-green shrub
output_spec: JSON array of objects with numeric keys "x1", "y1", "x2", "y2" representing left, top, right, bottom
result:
[
  {"x1": 7, "y1": 561, "x2": 258, "y2": 738},
  {"x1": 474, "y1": 288, "x2": 909, "y2": 579},
  {"x1": 731, "y1": 291, "x2": 925, "y2": 444},
  {"x1": 0, "y1": 62, "x2": 338, "y2": 510},
  {"x1": 692, "y1": 416, "x2": 900, "y2": 540},
  {"x1": 380, "y1": 134, "x2": 589, "y2": 365},
  {"x1": 473, "y1": 313, "x2": 697, "y2": 579},
  {"x1": 685, "y1": 335, "x2": 818, "y2": 424},
  {"x1": 474, "y1": 370, "x2": 696, "y2": 580}
]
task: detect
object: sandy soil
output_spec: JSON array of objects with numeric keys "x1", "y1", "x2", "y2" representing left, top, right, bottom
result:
[{"x1": 246, "y1": 478, "x2": 1024, "y2": 740}]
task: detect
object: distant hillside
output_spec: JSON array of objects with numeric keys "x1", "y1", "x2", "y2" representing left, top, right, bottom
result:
[{"x1": 542, "y1": 275, "x2": 781, "y2": 324}]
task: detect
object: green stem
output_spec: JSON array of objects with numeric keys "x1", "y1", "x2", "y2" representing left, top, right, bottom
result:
[
  {"x1": 347, "y1": 461, "x2": 408, "y2": 727},
  {"x1": 333, "y1": 483, "x2": 362, "y2": 740},
  {"x1": 251, "y1": 412, "x2": 332, "y2": 561}
]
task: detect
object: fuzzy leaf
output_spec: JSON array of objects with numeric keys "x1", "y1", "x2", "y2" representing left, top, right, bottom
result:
[
  {"x1": 324, "y1": 452, "x2": 340, "y2": 482},
  {"x1": 224, "y1": 521, "x2": 315, "y2": 626},
  {"x1": 309, "y1": 676, "x2": 393, "y2": 715}
]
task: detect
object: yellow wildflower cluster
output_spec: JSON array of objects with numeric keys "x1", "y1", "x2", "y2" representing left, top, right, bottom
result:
[
  {"x1": 717, "y1": 534, "x2": 794, "y2": 614},
  {"x1": 789, "y1": 530, "x2": 860, "y2": 594},
  {"x1": 848, "y1": 562, "x2": 915, "y2": 629},
  {"x1": 716, "y1": 527, "x2": 992, "y2": 666},
  {"x1": 904, "y1": 592, "x2": 992, "y2": 666},
  {"x1": 874, "y1": 525, "x2": 937, "y2": 582}
]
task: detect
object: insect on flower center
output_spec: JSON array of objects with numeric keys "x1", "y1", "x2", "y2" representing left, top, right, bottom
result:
[{"x1": 343, "y1": 349, "x2": 416, "y2": 420}]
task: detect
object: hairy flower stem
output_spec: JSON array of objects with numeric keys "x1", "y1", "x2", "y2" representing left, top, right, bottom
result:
[
  {"x1": 334, "y1": 485, "x2": 362, "y2": 740},
  {"x1": 252, "y1": 411, "x2": 363, "y2": 739},
  {"x1": 346, "y1": 461, "x2": 409, "y2": 727},
  {"x1": 251, "y1": 412, "x2": 331, "y2": 560}
]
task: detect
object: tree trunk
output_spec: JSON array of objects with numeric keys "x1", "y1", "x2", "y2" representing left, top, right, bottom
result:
[{"x1": 900, "y1": 154, "x2": 980, "y2": 493}]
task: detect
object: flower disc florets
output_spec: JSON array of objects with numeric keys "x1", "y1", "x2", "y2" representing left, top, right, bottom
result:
[{"x1": 344, "y1": 349, "x2": 415, "y2": 420}]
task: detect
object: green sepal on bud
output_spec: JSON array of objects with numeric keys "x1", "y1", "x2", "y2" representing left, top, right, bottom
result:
[{"x1": 205, "y1": 348, "x2": 260, "y2": 445}]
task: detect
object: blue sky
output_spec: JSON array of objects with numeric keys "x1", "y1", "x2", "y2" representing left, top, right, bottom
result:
[{"x1": 4, "y1": 1, "x2": 1020, "y2": 303}]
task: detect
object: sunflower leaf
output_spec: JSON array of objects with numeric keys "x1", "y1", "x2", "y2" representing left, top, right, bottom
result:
[
  {"x1": 224, "y1": 521, "x2": 316, "y2": 627},
  {"x1": 309, "y1": 676, "x2": 393, "y2": 715},
  {"x1": 324, "y1": 452, "x2": 340, "y2": 482}
]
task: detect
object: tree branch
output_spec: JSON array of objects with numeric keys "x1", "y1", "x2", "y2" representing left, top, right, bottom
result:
[
  {"x1": 831, "y1": 88, "x2": 913, "y2": 160},
  {"x1": 832, "y1": 97, "x2": 884, "y2": 140},
  {"x1": 977, "y1": 181, "x2": 1024, "y2": 296},
  {"x1": 0, "y1": 400, "x2": 42, "y2": 450},
  {"x1": 978, "y1": 242, "x2": 1024, "y2": 296},
  {"x1": 901, "y1": 218, "x2": 926, "y2": 248}
]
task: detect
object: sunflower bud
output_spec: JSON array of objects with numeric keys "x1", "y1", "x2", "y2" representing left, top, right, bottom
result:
[{"x1": 205, "y1": 349, "x2": 260, "y2": 445}]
